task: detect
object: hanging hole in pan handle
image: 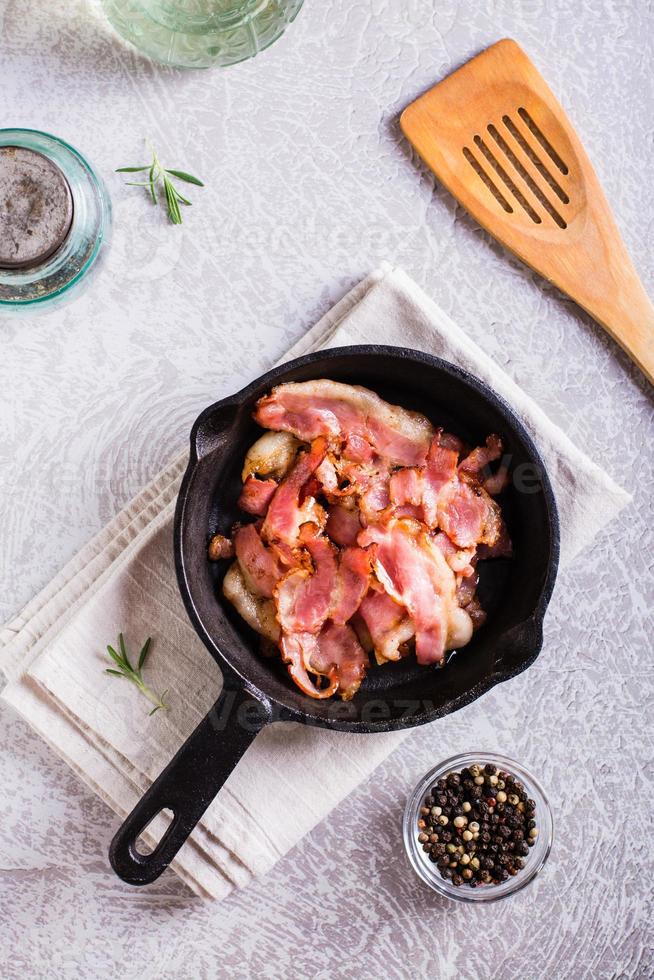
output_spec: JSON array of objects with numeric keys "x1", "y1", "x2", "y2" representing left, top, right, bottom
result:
[{"x1": 109, "y1": 679, "x2": 272, "y2": 886}]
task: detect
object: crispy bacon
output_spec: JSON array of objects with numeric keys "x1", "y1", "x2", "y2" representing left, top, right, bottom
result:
[
  {"x1": 437, "y1": 479, "x2": 502, "y2": 549},
  {"x1": 359, "y1": 477, "x2": 391, "y2": 523},
  {"x1": 233, "y1": 523, "x2": 283, "y2": 599},
  {"x1": 221, "y1": 380, "x2": 513, "y2": 700},
  {"x1": 459, "y1": 434, "x2": 503, "y2": 477},
  {"x1": 358, "y1": 589, "x2": 414, "y2": 663},
  {"x1": 238, "y1": 475, "x2": 278, "y2": 516},
  {"x1": 254, "y1": 380, "x2": 434, "y2": 467},
  {"x1": 280, "y1": 633, "x2": 338, "y2": 699},
  {"x1": 343, "y1": 433, "x2": 375, "y2": 463},
  {"x1": 314, "y1": 455, "x2": 339, "y2": 493},
  {"x1": 476, "y1": 519, "x2": 513, "y2": 559},
  {"x1": 207, "y1": 533, "x2": 234, "y2": 561},
  {"x1": 385, "y1": 432, "x2": 458, "y2": 528},
  {"x1": 274, "y1": 529, "x2": 338, "y2": 634},
  {"x1": 310, "y1": 622, "x2": 368, "y2": 700},
  {"x1": 433, "y1": 531, "x2": 476, "y2": 576},
  {"x1": 262, "y1": 437, "x2": 327, "y2": 547},
  {"x1": 326, "y1": 502, "x2": 362, "y2": 547},
  {"x1": 331, "y1": 547, "x2": 371, "y2": 624},
  {"x1": 422, "y1": 434, "x2": 459, "y2": 527},
  {"x1": 389, "y1": 467, "x2": 423, "y2": 508},
  {"x1": 359, "y1": 519, "x2": 460, "y2": 665}
]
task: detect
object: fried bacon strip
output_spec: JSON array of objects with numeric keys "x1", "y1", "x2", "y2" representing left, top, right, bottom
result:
[
  {"x1": 262, "y1": 437, "x2": 327, "y2": 547},
  {"x1": 254, "y1": 379, "x2": 434, "y2": 466},
  {"x1": 237, "y1": 476, "x2": 278, "y2": 516},
  {"x1": 220, "y1": 380, "x2": 512, "y2": 700}
]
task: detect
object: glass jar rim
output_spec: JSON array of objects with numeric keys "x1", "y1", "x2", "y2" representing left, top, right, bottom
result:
[
  {"x1": 0, "y1": 128, "x2": 111, "y2": 309},
  {"x1": 139, "y1": 0, "x2": 272, "y2": 33}
]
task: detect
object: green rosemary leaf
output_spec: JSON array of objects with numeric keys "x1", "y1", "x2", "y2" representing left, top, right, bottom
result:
[
  {"x1": 148, "y1": 160, "x2": 157, "y2": 204},
  {"x1": 104, "y1": 633, "x2": 169, "y2": 716},
  {"x1": 164, "y1": 176, "x2": 182, "y2": 224},
  {"x1": 117, "y1": 144, "x2": 203, "y2": 225},
  {"x1": 164, "y1": 169, "x2": 204, "y2": 186},
  {"x1": 173, "y1": 186, "x2": 192, "y2": 206},
  {"x1": 137, "y1": 636, "x2": 152, "y2": 671},
  {"x1": 118, "y1": 633, "x2": 131, "y2": 669},
  {"x1": 106, "y1": 645, "x2": 126, "y2": 669}
]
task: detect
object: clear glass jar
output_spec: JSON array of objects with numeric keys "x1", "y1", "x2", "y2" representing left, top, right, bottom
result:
[
  {"x1": 403, "y1": 752, "x2": 553, "y2": 903},
  {"x1": 0, "y1": 129, "x2": 111, "y2": 313},
  {"x1": 100, "y1": 0, "x2": 305, "y2": 69}
]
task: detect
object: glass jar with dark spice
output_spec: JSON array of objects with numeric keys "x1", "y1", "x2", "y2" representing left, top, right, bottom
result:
[
  {"x1": 0, "y1": 129, "x2": 111, "y2": 312},
  {"x1": 404, "y1": 753, "x2": 553, "y2": 903}
]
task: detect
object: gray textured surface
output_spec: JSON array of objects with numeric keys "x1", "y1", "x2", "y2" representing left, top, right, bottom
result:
[{"x1": 0, "y1": 0, "x2": 652, "y2": 977}]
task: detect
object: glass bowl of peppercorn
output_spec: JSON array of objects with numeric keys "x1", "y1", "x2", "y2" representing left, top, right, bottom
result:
[{"x1": 403, "y1": 752, "x2": 553, "y2": 902}]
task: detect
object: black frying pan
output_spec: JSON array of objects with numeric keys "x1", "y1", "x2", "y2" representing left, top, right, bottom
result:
[{"x1": 109, "y1": 346, "x2": 559, "y2": 886}]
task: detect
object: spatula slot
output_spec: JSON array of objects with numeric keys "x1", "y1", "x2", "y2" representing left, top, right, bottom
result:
[
  {"x1": 462, "y1": 146, "x2": 513, "y2": 213},
  {"x1": 487, "y1": 123, "x2": 567, "y2": 230},
  {"x1": 473, "y1": 135, "x2": 542, "y2": 224},
  {"x1": 502, "y1": 115, "x2": 569, "y2": 205},
  {"x1": 517, "y1": 107, "x2": 569, "y2": 176}
]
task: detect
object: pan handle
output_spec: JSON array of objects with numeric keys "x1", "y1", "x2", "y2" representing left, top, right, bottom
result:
[{"x1": 109, "y1": 679, "x2": 272, "y2": 886}]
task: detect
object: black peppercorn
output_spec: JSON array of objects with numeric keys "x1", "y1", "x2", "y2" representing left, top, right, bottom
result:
[{"x1": 418, "y1": 763, "x2": 539, "y2": 891}]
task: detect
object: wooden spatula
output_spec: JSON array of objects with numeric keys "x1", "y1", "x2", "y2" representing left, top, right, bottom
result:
[{"x1": 400, "y1": 38, "x2": 654, "y2": 384}]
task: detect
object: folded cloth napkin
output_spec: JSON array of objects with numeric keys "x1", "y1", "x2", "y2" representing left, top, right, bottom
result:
[{"x1": 0, "y1": 264, "x2": 631, "y2": 899}]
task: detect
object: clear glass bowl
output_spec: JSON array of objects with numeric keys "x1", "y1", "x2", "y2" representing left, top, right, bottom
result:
[
  {"x1": 403, "y1": 751, "x2": 553, "y2": 903},
  {"x1": 0, "y1": 129, "x2": 111, "y2": 313},
  {"x1": 100, "y1": 0, "x2": 305, "y2": 69}
]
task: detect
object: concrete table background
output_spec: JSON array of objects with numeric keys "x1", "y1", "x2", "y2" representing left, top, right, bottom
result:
[{"x1": 1, "y1": 0, "x2": 652, "y2": 977}]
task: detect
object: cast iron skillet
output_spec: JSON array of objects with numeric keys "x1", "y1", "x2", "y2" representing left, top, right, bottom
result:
[{"x1": 109, "y1": 346, "x2": 559, "y2": 886}]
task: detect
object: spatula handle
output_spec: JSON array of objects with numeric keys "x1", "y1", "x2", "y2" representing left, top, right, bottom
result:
[{"x1": 585, "y1": 272, "x2": 654, "y2": 386}]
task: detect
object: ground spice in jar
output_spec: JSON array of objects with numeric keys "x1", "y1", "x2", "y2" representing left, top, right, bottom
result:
[{"x1": 416, "y1": 762, "x2": 539, "y2": 888}]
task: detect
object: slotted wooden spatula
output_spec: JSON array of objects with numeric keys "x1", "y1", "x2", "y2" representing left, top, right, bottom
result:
[{"x1": 401, "y1": 38, "x2": 654, "y2": 384}]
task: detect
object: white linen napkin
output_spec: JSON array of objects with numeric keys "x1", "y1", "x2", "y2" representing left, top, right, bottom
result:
[{"x1": 0, "y1": 264, "x2": 631, "y2": 899}]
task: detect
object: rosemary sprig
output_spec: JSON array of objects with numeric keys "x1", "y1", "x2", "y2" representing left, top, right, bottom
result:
[
  {"x1": 116, "y1": 144, "x2": 204, "y2": 225},
  {"x1": 104, "y1": 633, "x2": 169, "y2": 715}
]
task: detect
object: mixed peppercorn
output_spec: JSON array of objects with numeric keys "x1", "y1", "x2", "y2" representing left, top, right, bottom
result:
[{"x1": 416, "y1": 763, "x2": 538, "y2": 888}]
